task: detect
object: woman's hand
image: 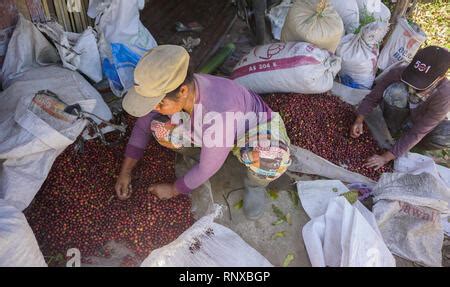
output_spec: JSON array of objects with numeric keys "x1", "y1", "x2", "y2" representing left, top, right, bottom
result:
[
  {"x1": 115, "y1": 172, "x2": 132, "y2": 200},
  {"x1": 364, "y1": 152, "x2": 396, "y2": 170},
  {"x1": 148, "y1": 183, "x2": 180, "y2": 200},
  {"x1": 350, "y1": 115, "x2": 365, "y2": 138}
]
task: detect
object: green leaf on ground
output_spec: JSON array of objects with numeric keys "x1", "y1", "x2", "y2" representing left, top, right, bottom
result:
[
  {"x1": 286, "y1": 213, "x2": 292, "y2": 225},
  {"x1": 272, "y1": 219, "x2": 284, "y2": 226},
  {"x1": 288, "y1": 190, "x2": 299, "y2": 207},
  {"x1": 282, "y1": 253, "x2": 295, "y2": 267},
  {"x1": 272, "y1": 231, "x2": 286, "y2": 240},
  {"x1": 234, "y1": 199, "x2": 244, "y2": 210},
  {"x1": 272, "y1": 204, "x2": 287, "y2": 222},
  {"x1": 267, "y1": 189, "x2": 279, "y2": 200},
  {"x1": 332, "y1": 188, "x2": 338, "y2": 193}
]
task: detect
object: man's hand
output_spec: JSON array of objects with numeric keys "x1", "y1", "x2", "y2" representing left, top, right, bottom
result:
[
  {"x1": 148, "y1": 183, "x2": 180, "y2": 200},
  {"x1": 115, "y1": 173, "x2": 132, "y2": 200},
  {"x1": 364, "y1": 152, "x2": 396, "y2": 170},
  {"x1": 350, "y1": 115, "x2": 365, "y2": 138}
]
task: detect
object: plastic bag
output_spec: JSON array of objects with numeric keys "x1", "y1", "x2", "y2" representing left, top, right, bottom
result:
[
  {"x1": 231, "y1": 42, "x2": 341, "y2": 94},
  {"x1": 336, "y1": 21, "x2": 389, "y2": 89},
  {"x1": 140, "y1": 205, "x2": 273, "y2": 267},
  {"x1": 36, "y1": 21, "x2": 102, "y2": 83},
  {"x1": 92, "y1": 0, "x2": 157, "y2": 96},
  {"x1": 0, "y1": 200, "x2": 47, "y2": 267},
  {"x1": 281, "y1": 0, "x2": 344, "y2": 53},
  {"x1": 300, "y1": 189, "x2": 395, "y2": 267},
  {"x1": 1, "y1": 15, "x2": 59, "y2": 89},
  {"x1": 372, "y1": 172, "x2": 449, "y2": 266},
  {"x1": 267, "y1": 0, "x2": 292, "y2": 40},
  {"x1": 378, "y1": 18, "x2": 426, "y2": 70}
]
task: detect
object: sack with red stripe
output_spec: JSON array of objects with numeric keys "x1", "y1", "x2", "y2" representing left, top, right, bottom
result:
[{"x1": 231, "y1": 42, "x2": 341, "y2": 94}]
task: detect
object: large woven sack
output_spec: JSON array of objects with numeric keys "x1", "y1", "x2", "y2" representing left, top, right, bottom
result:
[
  {"x1": 378, "y1": 18, "x2": 427, "y2": 70},
  {"x1": 231, "y1": 42, "x2": 341, "y2": 94},
  {"x1": 281, "y1": 0, "x2": 344, "y2": 53},
  {"x1": 336, "y1": 21, "x2": 389, "y2": 89},
  {"x1": 329, "y1": 0, "x2": 360, "y2": 34}
]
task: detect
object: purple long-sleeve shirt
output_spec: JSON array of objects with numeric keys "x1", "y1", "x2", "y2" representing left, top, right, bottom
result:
[
  {"x1": 125, "y1": 74, "x2": 271, "y2": 194},
  {"x1": 357, "y1": 66, "x2": 450, "y2": 157}
]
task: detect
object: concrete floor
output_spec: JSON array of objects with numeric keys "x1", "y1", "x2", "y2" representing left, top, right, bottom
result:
[{"x1": 187, "y1": 153, "x2": 449, "y2": 267}]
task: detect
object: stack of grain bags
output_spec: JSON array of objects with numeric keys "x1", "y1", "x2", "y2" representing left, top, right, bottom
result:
[{"x1": 233, "y1": 0, "x2": 427, "y2": 93}]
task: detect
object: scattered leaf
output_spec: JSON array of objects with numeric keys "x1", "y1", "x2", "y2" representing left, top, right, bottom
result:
[
  {"x1": 234, "y1": 199, "x2": 244, "y2": 210},
  {"x1": 267, "y1": 189, "x2": 279, "y2": 200},
  {"x1": 272, "y1": 204, "x2": 287, "y2": 222},
  {"x1": 288, "y1": 190, "x2": 299, "y2": 207},
  {"x1": 272, "y1": 231, "x2": 286, "y2": 240},
  {"x1": 332, "y1": 188, "x2": 338, "y2": 193},
  {"x1": 282, "y1": 253, "x2": 295, "y2": 267},
  {"x1": 272, "y1": 219, "x2": 284, "y2": 226},
  {"x1": 342, "y1": 191, "x2": 359, "y2": 205},
  {"x1": 286, "y1": 213, "x2": 292, "y2": 225}
]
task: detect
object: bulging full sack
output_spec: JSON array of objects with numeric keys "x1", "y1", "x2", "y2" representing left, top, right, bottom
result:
[
  {"x1": 336, "y1": 21, "x2": 389, "y2": 89},
  {"x1": 356, "y1": 0, "x2": 391, "y2": 23},
  {"x1": 231, "y1": 42, "x2": 341, "y2": 94},
  {"x1": 372, "y1": 173, "x2": 450, "y2": 267},
  {"x1": 378, "y1": 18, "x2": 427, "y2": 70},
  {"x1": 329, "y1": 0, "x2": 360, "y2": 34},
  {"x1": 281, "y1": 0, "x2": 344, "y2": 53}
]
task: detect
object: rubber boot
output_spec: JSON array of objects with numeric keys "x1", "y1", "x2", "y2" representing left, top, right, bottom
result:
[{"x1": 243, "y1": 171, "x2": 271, "y2": 220}]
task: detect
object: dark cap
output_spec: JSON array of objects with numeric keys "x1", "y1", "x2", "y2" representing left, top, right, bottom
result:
[{"x1": 401, "y1": 46, "x2": 450, "y2": 91}]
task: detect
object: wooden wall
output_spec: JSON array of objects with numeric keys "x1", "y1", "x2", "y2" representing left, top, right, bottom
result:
[{"x1": 0, "y1": 0, "x2": 19, "y2": 68}]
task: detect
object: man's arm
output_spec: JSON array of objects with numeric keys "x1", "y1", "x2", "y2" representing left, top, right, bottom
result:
[
  {"x1": 356, "y1": 67, "x2": 404, "y2": 117},
  {"x1": 390, "y1": 92, "x2": 450, "y2": 158}
]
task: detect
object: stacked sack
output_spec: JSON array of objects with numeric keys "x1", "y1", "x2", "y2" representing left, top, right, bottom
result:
[
  {"x1": 281, "y1": 0, "x2": 344, "y2": 53},
  {"x1": 336, "y1": 21, "x2": 389, "y2": 90},
  {"x1": 231, "y1": 42, "x2": 341, "y2": 94}
]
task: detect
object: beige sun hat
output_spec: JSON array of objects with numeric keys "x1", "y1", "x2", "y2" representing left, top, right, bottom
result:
[{"x1": 122, "y1": 45, "x2": 190, "y2": 117}]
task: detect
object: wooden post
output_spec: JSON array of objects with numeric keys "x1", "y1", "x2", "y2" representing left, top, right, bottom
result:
[
  {"x1": 391, "y1": 0, "x2": 411, "y2": 26},
  {"x1": 0, "y1": 0, "x2": 18, "y2": 68},
  {"x1": 25, "y1": 0, "x2": 46, "y2": 22},
  {"x1": 382, "y1": 0, "x2": 411, "y2": 48}
]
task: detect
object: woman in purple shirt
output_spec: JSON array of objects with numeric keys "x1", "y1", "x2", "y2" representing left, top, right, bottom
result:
[{"x1": 115, "y1": 45, "x2": 291, "y2": 220}]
